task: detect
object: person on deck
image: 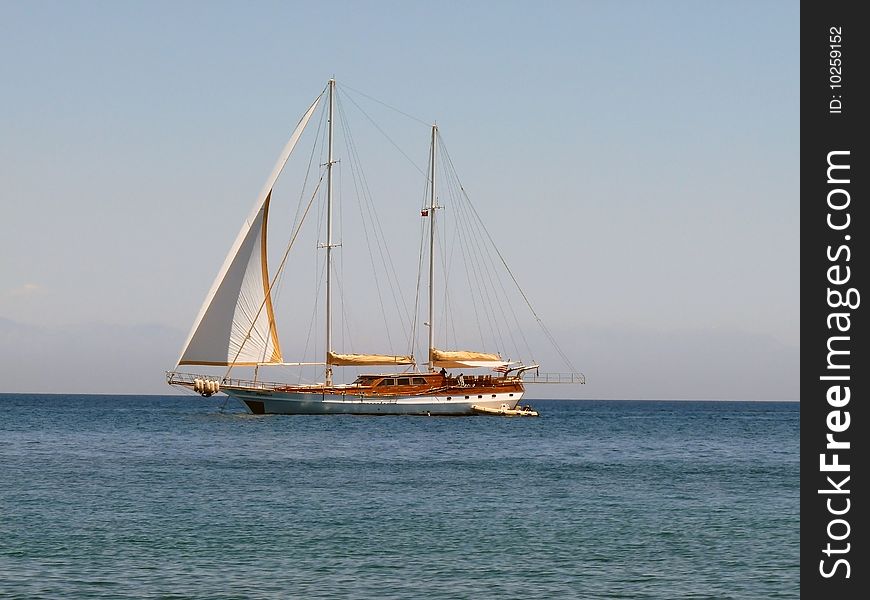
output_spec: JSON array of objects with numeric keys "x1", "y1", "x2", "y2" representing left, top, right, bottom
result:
[{"x1": 457, "y1": 373, "x2": 465, "y2": 387}]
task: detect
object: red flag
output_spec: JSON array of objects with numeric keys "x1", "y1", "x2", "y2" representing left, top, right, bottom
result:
[{"x1": 421, "y1": 209, "x2": 429, "y2": 217}]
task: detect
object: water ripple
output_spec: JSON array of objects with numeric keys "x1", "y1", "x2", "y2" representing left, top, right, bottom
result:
[{"x1": 0, "y1": 395, "x2": 798, "y2": 598}]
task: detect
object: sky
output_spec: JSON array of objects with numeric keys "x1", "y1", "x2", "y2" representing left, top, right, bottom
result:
[{"x1": 0, "y1": 0, "x2": 799, "y2": 400}]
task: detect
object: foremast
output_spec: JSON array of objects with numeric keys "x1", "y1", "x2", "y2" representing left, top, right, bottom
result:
[{"x1": 325, "y1": 78, "x2": 337, "y2": 385}]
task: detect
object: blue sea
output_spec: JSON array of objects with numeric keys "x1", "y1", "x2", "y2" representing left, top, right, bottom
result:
[{"x1": 0, "y1": 395, "x2": 798, "y2": 599}]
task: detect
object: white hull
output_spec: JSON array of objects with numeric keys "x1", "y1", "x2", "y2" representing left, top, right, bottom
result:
[{"x1": 224, "y1": 388, "x2": 523, "y2": 416}]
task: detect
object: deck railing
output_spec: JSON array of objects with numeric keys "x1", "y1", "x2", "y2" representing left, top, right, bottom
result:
[
  {"x1": 519, "y1": 372, "x2": 586, "y2": 384},
  {"x1": 167, "y1": 369, "x2": 584, "y2": 391},
  {"x1": 166, "y1": 371, "x2": 290, "y2": 391}
]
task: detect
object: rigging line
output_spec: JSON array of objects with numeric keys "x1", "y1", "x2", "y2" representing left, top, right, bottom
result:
[
  {"x1": 271, "y1": 107, "x2": 328, "y2": 353},
  {"x1": 446, "y1": 159, "x2": 580, "y2": 375},
  {"x1": 410, "y1": 215, "x2": 425, "y2": 358},
  {"x1": 475, "y1": 208, "x2": 534, "y2": 361},
  {"x1": 482, "y1": 236, "x2": 535, "y2": 361},
  {"x1": 435, "y1": 200, "x2": 452, "y2": 348},
  {"x1": 442, "y1": 272, "x2": 460, "y2": 350},
  {"x1": 336, "y1": 96, "x2": 399, "y2": 338},
  {"x1": 444, "y1": 151, "x2": 520, "y2": 361},
  {"x1": 429, "y1": 135, "x2": 455, "y2": 351},
  {"x1": 439, "y1": 135, "x2": 485, "y2": 348},
  {"x1": 339, "y1": 81, "x2": 431, "y2": 126},
  {"x1": 431, "y1": 186, "x2": 452, "y2": 353},
  {"x1": 441, "y1": 172, "x2": 463, "y2": 295},
  {"x1": 335, "y1": 99, "x2": 396, "y2": 350},
  {"x1": 338, "y1": 87, "x2": 427, "y2": 176},
  {"x1": 437, "y1": 136, "x2": 527, "y2": 353},
  {"x1": 331, "y1": 158, "x2": 355, "y2": 356},
  {"x1": 446, "y1": 167, "x2": 492, "y2": 349},
  {"x1": 336, "y1": 97, "x2": 414, "y2": 336},
  {"x1": 337, "y1": 96, "x2": 415, "y2": 330},
  {"x1": 475, "y1": 217, "x2": 518, "y2": 358},
  {"x1": 439, "y1": 143, "x2": 503, "y2": 351},
  {"x1": 337, "y1": 158, "x2": 343, "y2": 353},
  {"x1": 452, "y1": 180, "x2": 496, "y2": 351},
  {"x1": 409, "y1": 169, "x2": 430, "y2": 361},
  {"x1": 221, "y1": 174, "x2": 326, "y2": 380},
  {"x1": 445, "y1": 160, "x2": 489, "y2": 350},
  {"x1": 333, "y1": 270, "x2": 355, "y2": 354},
  {"x1": 440, "y1": 173, "x2": 463, "y2": 350},
  {"x1": 314, "y1": 112, "x2": 328, "y2": 248},
  {"x1": 460, "y1": 178, "x2": 550, "y2": 363},
  {"x1": 290, "y1": 101, "x2": 328, "y2": 240},
  {"x1": 453, "y1": 163, "x2": 535, "y2": 362},
  {"x1": 300, "y1": 244, "x2": 327, "y2": 384},
  {"x1": 337, "y1": 160, "x2": 348, "y2": 353},
  {"x1": 438, "y1": 154, "x2": 473, "y2": 350},
  {"x1": 367, "y1": 205, "x2": 415, "y2": 348},
  {"x1": 435, "y1": 182, "x2": 460, "y2": 350},
  {"x1": 437, "y1": 165, "x2": 450, "y2": 342}
]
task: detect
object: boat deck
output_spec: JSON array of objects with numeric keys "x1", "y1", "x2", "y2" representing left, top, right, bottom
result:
[{"x1": 168, "y1": 371, "x2": 523, "y2": 397}]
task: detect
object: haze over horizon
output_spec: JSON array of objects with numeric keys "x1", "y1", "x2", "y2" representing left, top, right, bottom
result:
[{"x1": 0, "y1": 1, "x2": 798, "y2": 400}]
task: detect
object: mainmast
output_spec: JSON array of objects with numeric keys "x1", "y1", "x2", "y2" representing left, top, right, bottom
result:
[
  {"x1": 427, "y1": 124, "x2": 437, "y2": 371},
  {"x1": 325, "y1": 78, "x2": 336, "y2": 385}
]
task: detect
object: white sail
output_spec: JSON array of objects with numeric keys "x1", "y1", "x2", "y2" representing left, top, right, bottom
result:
[
  {"x1": 176, "y1": 95, "x2": 322, "y2": 366},
  {"x1": 178, "y1": 196, "x2": 279, "y2": 365}
]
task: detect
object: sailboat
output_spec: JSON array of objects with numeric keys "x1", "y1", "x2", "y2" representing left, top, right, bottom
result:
[{"x1": 166, "y1": 79, "x2": 583, "y2": 415}]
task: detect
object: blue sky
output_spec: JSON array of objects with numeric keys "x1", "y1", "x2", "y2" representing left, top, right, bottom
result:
[{"x1": 0, "y1": 1, "x2": 799, "y2": 399}]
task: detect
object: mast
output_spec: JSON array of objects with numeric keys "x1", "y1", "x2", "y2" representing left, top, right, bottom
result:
[
  {"x1": 325, "y1": 78, "x2": 336, "y2": 385},
  {"x1": 427, "y1": 124, "x2": 437, "y2": 371}
]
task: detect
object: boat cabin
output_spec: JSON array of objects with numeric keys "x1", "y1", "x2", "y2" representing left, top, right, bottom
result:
[{"x1": 352, "y1": 373, "x2": 443, "y2": 389}]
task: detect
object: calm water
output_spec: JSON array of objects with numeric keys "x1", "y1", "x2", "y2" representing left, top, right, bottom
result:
[{"x1": 0, "y1": 395, "x2": 798, "y2": 599}]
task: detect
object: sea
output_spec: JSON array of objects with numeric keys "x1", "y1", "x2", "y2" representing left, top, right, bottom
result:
[{"x1": 0, "y1": 394, "x2": 798, "y2": 599}]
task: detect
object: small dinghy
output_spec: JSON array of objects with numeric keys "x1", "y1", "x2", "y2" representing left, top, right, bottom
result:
[{"x1": 471, "y1": 403, "x2": 539, "y2": 417}]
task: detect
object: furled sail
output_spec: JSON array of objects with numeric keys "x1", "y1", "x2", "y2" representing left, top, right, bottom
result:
[
  {"x1": 327, "y1": 351, "x2": 415, "y2": 367},
  {"x1": 176, "y1": 95, "x2": 322, "y2": 366},
  {"x1": 429, "y1": 348, "x2": 509, "y2": 369}
]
